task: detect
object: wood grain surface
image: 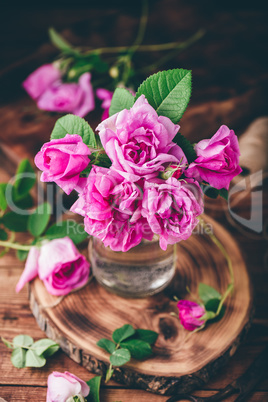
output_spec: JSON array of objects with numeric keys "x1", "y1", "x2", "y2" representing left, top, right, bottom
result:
[{"x1": 29, "y1": 215, "x2": 253, "y2": 395}]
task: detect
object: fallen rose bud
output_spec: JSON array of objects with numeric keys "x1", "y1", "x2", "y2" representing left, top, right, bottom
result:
[
  {"x1": 16, "y1": 237, "x2": 90, "y2": 296},
  {"x1": 47, "y1": 371, "x2": 90, "y2": 402},
  {"x1": 177, "y1": 300, "x2": 206, "y2": 331}
]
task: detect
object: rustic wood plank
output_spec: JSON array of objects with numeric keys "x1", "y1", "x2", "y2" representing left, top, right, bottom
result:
[
  {"x1": 27, "y1": 215, "x2": 253, "y2": 396},
  {"x1": 0, "y1": 386, "x2": 267, "y2": 402}
]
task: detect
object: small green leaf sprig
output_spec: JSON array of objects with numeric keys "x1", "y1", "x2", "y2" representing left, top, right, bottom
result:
[
  {"x1": 1, "y1": 335, "x2": 59, "y2": 368},
  {"x1": 0, "y1": 158, "x2": 88, "y2": 259},
  {"x1": 97, "y1": 324, "x2": 158, "y2": 382}
]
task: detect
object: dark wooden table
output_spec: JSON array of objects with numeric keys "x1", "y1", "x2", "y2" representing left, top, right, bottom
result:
[{"x1": 0, "y1": 2, "x2": 268, "y2": 400}]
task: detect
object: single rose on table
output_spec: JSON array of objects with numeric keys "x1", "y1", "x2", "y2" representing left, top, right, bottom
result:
[
  {"x1": 16, "y1": 237, "x2": 90, "y2": 296},
  {"x1": 177, "y1": 300, "x2": 206, "y2": 331},
  {"x1": 47, "y1": 371, "x2": 90, "y2": 402},
  {"x1": 185, "y1": 125, "x2": 242, "y2": 190},
  {"x1": 23, "y1": 64, "x2": 95, "y2": 117},
  {"x1": 34, "y1": 134, "x2": 91, "y2": 195}
]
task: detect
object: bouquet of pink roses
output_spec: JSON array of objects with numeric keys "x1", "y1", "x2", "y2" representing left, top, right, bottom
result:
[{"x1": 35, "y1": 68, "x2": 242, "y2": 252}]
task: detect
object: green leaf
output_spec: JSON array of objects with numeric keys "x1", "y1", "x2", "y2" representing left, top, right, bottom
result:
[
  {"x1": 31, "y1": 338, "x2": 59, "y2": 356},
  {"x1": 135, "y1": 69, "x2": 192, "y2": 123},
  {"x1": 13, "y1": 334, "x2": 33, "y2": 348},
  {"x1": 90, "y1": 152, "x2": 112, "y2": 169},
  {"x1": 0, "y1": 228, "x2": 8, "y2": 241},
  {"x1": 109, "y1": 88, "x2": 135, "y2": 117},
  {"x1": 14, "y1": 159, "x2": 36, "y2": 198},
  {"x1": 25, "y1": 349, "x2": 46, "y2": 367},
  {"x1": 135, "y1": 329, "x2": 158, "y2": 345},
  {"x1": 97, "y1": 338, "x2": 116, "y2": 354},
  {"x1": 219, "y1": 188, "x2": 228, "y2": 201},
  {"x1": 112, "y1": 324, "x2": 135, "y2": 344},
  {"x1": 2, "y1": 212, "x2": 29, "y2": 232},
  {"x1": 1, "y1": 337, "x2": 13, "y2": 349},
  {"x1": 48, "y1": 27, "x2": 74, "y2": 53},
  {"x1": 16, "y1": 249, "x2": 29, "y2": 261},
  {"x1": 120, "y1": 339, "x2": 152, "y2": 360},
  {"x1": 205, "y1": 298, "x2": 226, "y2": 322},
  {"x1": 110, "y1": 348, "x2": 131, "y2": 367},
  {"x1": 51, "y1": 114, "x2": 97, "y2": 149},
  {"x1": 86, "y1": 376, "x2": 102, "y2": 402},
  {"x1": 173, "y1": 132, "x2": 197, "y2": 164},
  {"x1": 11, "y1": 348, "x2": 26, "y2": 368},
  {"x1": 198, "y1": 283, "x2": 221, "y2": 304},
  {"x1": 45, "y1": 220, "x2": 88, "y2": 245},
  {"x1": 0, "y1": 183, "x2": 8, "y2": 211},
  {"x1": 204, "y1": 186, "x2": 219, "y2": 199},
  {"x1": 27, "y1": 202, "x2": 51, "y2": 237},
  {"x1": 14, "y1": 193, "x2": 34, "y2": 210}
]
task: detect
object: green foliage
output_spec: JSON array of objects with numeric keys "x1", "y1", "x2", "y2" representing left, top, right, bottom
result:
[
  {"x1": 173, "y1": 132, "x2": 197, "y2": 163},
  {"x1": 0, "y1": 183, "x2": 8, "y2": 211},
  {"x1": 203, "y1": 185, "x2": 229, "y2": 201},
  {"x1": 16, "y1": 249, "x2": 29, "y2": 261},
  {"x1": 86, "y1": 376, "x2": 102, "y2": 402},
  {"x1": 120, "y1": 339, "x2": 152, "y2": 360},
  {"x1": 112, "y1": 324, "x2": 136, "y2": 344},
  {"x1": 109, "y1": 88, "x2": 135, "y2": 117},
  {"x1": 27, "y1": 202, "x2": 51, "y2": 237},
  {"x1": 110, "y1": 348, "x2": 131, "y2": 367},
  {"x1": 97, "y1": 338, "x2": 116, "y2": 354},
  {"x1": 97, "y1": 324, "x2": 158, "y2": 383},
  {"x1": 14, "y1": 159, "x2": 36, "y2": 198},
  {"x1": 48, "y1": 27, "x2": 75, "y2": 54},
  {"x1": 51, "y1": 114, "x2": 97, "y2": 149},
  {"x1": 1, "y1": 335, "x2": 59, "y2": 369},
  {"x1": 45, "y1": 220, "x2": 88, "y2": 245},
  {"x1": 2, "y1": 212, "x2": 29, "y2": 232},
  {"x1": 198, "y1": 283, "x2": 221, "y2": 305},
  {"x1": 135, "y1": 69, "x2": 192, "y2": 123},
  {"x1": 0, "y1": 228, "x2": 8, "y2": 241},
  {"x1": 90, "y1": 152, "x2": 112, "y2": 169}
]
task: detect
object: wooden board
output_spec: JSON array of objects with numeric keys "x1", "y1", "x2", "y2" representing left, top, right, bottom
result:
[{"x1": 29, "y1": 215, "x2": 253, "y2": 396}]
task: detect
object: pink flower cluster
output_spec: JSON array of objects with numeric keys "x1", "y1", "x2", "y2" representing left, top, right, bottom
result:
[
  {"x1": 35, "y1": 95, "x2": 242, "y2": 252},
  {"x1": 23, "y1": 64, "x2": 95, "y2": 117}
]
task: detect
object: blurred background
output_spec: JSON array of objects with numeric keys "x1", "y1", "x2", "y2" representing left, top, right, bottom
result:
[{"x1": 1, "y1": 0, "x2": 268, "y2": 153}]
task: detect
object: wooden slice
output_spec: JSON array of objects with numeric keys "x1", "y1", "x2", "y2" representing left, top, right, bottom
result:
[{"x1": 29, "y1": 215, "x2": 253, "y2": 396}]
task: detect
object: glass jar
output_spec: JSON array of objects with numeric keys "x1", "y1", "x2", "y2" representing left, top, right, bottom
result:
[{"x1": 89, "y1": 237, "x2": 176, "y2": 298}]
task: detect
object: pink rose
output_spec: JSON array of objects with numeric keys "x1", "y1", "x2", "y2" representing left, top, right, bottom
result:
[
  {"x1": 22, "y1": 64, "x2": 61, "y2": 100},
  {"x1": 16, "y1": 237, "x2": 90, "y2": 296},
  {"x1": 177, "y1": 300, "x2": 206, "y2": 331},
  {"x1": 35, "y1": 134, "x2": 91, "y2": 195},
  {"x1": 71, "y1": 166, "x2": 153, "y2": 252},
  {"x1": 37, "y1": 73, "x2": 95, "y2": 117},
  {"x1": 47, "y1": 371, "x2": 90, "y2": 402},
  {"x1": 185, "y1": 125, "x2": 242, "y2": 190},
  {"x1": 96, "y1": 95, "x2": 187, "y2": 181},
  {"x1": 96, "y1": 88, "x2": 113, "y2": 121},
  {"x1": 142, "y1": 177, "x2": 204, "y2": 250}
]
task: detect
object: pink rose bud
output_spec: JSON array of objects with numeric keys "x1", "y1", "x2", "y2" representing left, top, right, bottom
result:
[
  {"x1": 35, "y1": 134, "x2": 91, "y2": 195},
  {"x1": 22, "y1": 64, "x2": 61, "y2": 100},
  {"x1": 37, "y1": 72, "x2": 95, "y2": 118},
  {"x1": 47, "y1": 371, "x2": 90, "y2": 402},
  {"x1": 16, "y1": 237, "x2": 90, "y2": 296},
  {"x1": 96, "y1": 95, "x2": 187, "y2": 181},
  {"x1": 177, "y1": 300, "x2": 206, "y2": 331},
  {"x1": 185, "y1": 125, "x2": 242, "y2": 190},
  {"x1": 96, "y1": 88, "x2": 114, "y2": 121},
  {"x1": 170, "y1": 165, "x2": 183, "y2": 179}
]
